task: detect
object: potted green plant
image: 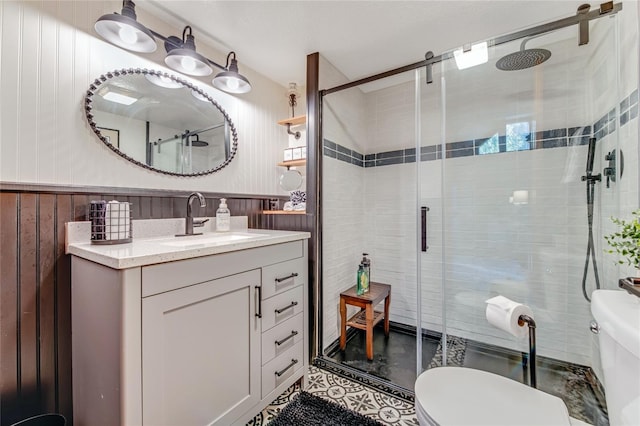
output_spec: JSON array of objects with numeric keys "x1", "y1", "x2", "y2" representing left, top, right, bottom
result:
[{"x1": 604, "y1": 209, "x2": 640, "y2": 288}]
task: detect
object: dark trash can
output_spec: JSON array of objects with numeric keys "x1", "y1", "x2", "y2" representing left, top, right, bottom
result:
[{"x1": 10, "y1": 414, "x2": 66, "y2": 426}]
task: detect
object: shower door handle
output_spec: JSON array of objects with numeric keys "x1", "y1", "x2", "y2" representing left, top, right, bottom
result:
[{"x1": 421, "y1": 206, "x2": 429, "y2": 252}]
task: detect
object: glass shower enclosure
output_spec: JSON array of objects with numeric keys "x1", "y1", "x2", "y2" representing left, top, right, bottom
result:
[{"x1": 319, "y1": 4, "x2": 636, "y2": 424}]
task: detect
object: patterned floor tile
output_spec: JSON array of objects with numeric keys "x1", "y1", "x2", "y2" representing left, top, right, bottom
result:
[{"x1": 247, "y1": 365, "x2": 417, "y2": 425}]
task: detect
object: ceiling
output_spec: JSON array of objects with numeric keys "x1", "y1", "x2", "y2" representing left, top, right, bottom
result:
[{"x1": 137, "y1": 1, "x2": 595, "y2": 89}]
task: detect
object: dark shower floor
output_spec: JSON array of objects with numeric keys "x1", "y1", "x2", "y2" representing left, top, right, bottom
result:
[{"x1": 327, "y1": 326, "x2": 609, "y2": 425}]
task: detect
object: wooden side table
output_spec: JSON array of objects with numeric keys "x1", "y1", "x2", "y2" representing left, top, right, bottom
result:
[{"x1": 339, "y1": 282, "x2": 391, "y2": 360}]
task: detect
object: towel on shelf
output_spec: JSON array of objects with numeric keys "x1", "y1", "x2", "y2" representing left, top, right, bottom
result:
[
  {"x1": 290, "y1": 190, "x2": 306, "y2": 206},
  {"x1": 105, "y1": 201, "x2": 131, "y2": 240}
]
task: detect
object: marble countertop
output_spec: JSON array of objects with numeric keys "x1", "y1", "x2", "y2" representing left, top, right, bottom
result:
[{"x1": 66, "y1": 218, "x2": 310, "y2": 269}]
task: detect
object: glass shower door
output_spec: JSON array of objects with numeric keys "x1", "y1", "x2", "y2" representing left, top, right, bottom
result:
[
  {"x1": 428, "y1": 13, "x2": 623, "y2": 424},
  {"x1": 416, "y1": 66, "x2": 448, "y2": 372},
  {"x1": 321, "y1": 69, "x2": 445, "y2": 391}
]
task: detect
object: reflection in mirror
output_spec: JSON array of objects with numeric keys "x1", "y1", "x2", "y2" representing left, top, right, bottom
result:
[
  {"x1": 85, "y1": 68, "x2": 238, "y2": 176},
  {"x1": 279, "y1": 169, "x2": 303, "y2": 191}
]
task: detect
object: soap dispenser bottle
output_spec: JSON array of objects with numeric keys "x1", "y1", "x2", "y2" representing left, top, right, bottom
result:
[
  {"x1": 357, "y1": 263, "x2": 368, "y2": 296},
  {"x1": 216, "y1": 198, "x2": 231, "y2": 232},
  {"x1": 361, "y1": 253, "x2": 371, "y2": 284}
]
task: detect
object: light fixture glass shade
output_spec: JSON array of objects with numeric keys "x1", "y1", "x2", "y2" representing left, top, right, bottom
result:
[
  {"x1": 213, "y1": 56, "x2": 251, "y2": 94},
  {"x1": 144, "y1": 73, "x2": 184, "y2": 89},
  {"x1": 164, "y1": 33, "x2": 212, "y2": 77},
  {"x1": 165, "y1": 48, "x2": 212, "y2": 77},
  {"x1": 212, "y1": 71, "x2": 251, "y2": 94},
  {"x1": 95, "y1": 13, "x2": 157, "y2": 53},
  {"x1": 213, "y1": 65, "x2": 251, "y2": 93}
]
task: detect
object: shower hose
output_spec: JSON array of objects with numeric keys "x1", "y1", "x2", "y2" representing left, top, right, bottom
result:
[{"x1": 581, "y1": 181, "x2": 601, "y2": 302}]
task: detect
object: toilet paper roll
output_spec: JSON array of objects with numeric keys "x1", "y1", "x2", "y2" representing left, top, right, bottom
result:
[{"x1": 485, "y1": 295, "x2": 533, "y2": 338}]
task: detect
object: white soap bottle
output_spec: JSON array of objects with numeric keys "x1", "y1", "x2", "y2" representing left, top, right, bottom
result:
[{"x1": 216, "y1": 198, "x2": 231, "y2": 232}]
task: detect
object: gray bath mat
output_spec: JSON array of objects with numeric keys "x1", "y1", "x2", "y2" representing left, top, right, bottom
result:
[{"x1": 268, "y1": 391, "x2": 384, "y2": 426}]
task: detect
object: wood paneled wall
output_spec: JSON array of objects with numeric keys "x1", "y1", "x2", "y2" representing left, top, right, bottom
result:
[{"x1": 0, "y1": 186, "x2": 313, "y2": 425}]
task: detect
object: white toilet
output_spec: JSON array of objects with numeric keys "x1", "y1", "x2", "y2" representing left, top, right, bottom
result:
[
  {"x1": 414, "y1": 289, "x2": 640, "y2": 426},
  {"x1": 591, "y1": 289, "x2": 640, "y2": 426}
]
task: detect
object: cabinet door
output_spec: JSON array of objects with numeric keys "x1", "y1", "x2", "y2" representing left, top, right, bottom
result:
[{"x1": 142, "y1": 269, "x2": 261, "y2": 426}]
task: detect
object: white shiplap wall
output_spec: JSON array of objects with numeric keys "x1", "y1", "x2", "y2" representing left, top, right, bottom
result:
[{"x1": 0, "y1": 0, "x2": 290, "y2": 196}]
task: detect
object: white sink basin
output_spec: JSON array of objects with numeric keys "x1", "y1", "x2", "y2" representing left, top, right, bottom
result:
[{"x1": 156, "y1": 232, "x2": 269, "y2": 248}]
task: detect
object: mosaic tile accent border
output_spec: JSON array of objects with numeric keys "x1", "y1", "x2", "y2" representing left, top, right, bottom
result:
[
  {"x1": 323, "y1": 139, "x2": 366, "y2": 167},
  {"x1": 325, "y1": 88, "x2": 638, "y2": 168},
  {"x1": 620, "y1": 88, "x2": 639, "y2": 127},
  {"x1": 247, "y1": 365, "x2": 418, "y2": 426}
]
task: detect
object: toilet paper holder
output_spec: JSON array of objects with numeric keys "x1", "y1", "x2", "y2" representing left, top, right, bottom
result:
[{"x1": 518, "y1": 314, "x2": 537, "y2": 389}]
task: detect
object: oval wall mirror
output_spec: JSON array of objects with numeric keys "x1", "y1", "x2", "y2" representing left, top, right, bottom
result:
[{"x1": 85, "y1": 68, "x2": 238, "y2": 176}]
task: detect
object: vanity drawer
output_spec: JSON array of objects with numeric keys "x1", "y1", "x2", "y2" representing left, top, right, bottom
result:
[
  {"x1": 262, "y1": 312, "x2": 304, "y2": 365},
  {"x1": 142, "y1": 240, "x2": 303, "y2": 297},
  {"x1": 261, "y1": 258, "x2": 306, "y2": 299},
  {"x1": 261, "y1": 341, "x2": 304, "y2": 398},
  {"x1": 261, "y1": 286, "x2": 304, "y2": 332}
]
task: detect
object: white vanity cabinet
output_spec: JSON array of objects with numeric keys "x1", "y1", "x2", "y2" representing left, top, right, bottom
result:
[
  {"x1": 70, "y1": 236, "x2": 308, "y2": 426},
  {"x1": 142, "y1": 269, "x2": 261, "y2": 425}
]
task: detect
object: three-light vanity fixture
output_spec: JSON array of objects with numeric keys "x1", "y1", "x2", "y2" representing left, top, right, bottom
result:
[{"x1": 94, "y1": 0, "x2": 252, "y2": 94}]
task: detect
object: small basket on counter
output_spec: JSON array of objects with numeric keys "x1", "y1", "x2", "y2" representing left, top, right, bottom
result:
[{"x1": 88, "y1": 200, "x2": 132, "y2": 244}]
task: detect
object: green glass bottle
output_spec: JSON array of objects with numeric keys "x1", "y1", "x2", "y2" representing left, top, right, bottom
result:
[
  {"x1": 361, "y1": 253, "x2": 371, "y2": 291},
  {"x1": 357, "y1": 263, "x2": 369, "y2": 295}
]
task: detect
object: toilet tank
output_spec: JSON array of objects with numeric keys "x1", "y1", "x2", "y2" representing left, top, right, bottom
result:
[{"x1": 591, "y1": 290, "x2": 640, "y2": 426}]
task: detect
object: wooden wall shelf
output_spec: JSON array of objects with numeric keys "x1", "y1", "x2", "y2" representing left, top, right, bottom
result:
[
  {"x1": 277, "y1": 115, "x2": 306, "y2": 126},
  {"x1": 277, "y1": 159, "x2": 306, "y2": 168}
]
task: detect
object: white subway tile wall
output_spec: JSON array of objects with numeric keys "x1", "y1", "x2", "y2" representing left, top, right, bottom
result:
[{"x1": 322, "y1": 157, "x2": 366, "y2": 346}]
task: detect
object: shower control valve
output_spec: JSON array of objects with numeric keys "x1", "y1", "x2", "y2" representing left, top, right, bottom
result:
[
  {"x1": 603, "y1": 167, "x2": 615, "y2": 188},
  {"x1": 603, "y1": 149, "x2": 624, "y2": 189}
]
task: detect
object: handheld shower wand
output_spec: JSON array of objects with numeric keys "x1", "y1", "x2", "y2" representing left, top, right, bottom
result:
[
  {"x1": 586, "y1": 137, "x2": 597, "y2": 176},
  {"x1": 580, "y1": 138, "x2": 601, "y2": 302}
]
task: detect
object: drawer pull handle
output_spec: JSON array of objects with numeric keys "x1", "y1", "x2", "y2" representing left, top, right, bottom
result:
[
  {"x1": 275, "y1": 301, "x2": 298, "y2": 314},
  {"x1": 275, "y1": 330, "x2": 298, "y2": 346},
  {"x1": 275, "y1": 272, "x2": 299, "y2": 283},
  {"x1": 275, "y1": 359, "x2": 298, "y2": 377},
  {"x1": 255, "y1": 286, "x2": 262, "y2": 318}
]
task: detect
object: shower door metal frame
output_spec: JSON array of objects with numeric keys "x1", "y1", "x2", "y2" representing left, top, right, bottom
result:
[
  {"x1": 310, "y1": 1, "x2": 624, "y2": 393},
  {"x1": 322, "y1": 2, "x2": 621, "y2": 96}
]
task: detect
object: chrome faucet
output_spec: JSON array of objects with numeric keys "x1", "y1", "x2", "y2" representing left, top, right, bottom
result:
[{"x1": 177, "y1": 192, "x2": 207, "y2": 236}]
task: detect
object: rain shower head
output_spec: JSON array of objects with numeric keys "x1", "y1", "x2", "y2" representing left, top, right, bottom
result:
[
  {"x1": 187, "y1": 134, "x2": 209, "y2": 147},
  {"x1": 496, "y1": 36, "x2": 551, "y2": 71},
  {"x1": 496, "y1": 48, "x2": 551, "y2": 71}
]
